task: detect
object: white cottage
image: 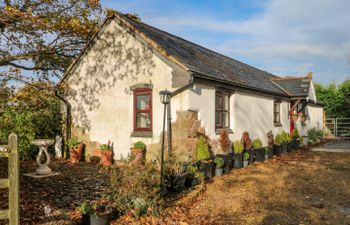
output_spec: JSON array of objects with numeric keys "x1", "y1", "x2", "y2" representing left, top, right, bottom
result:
[{"x1": 60, "y1": 11, "x2": 324, "y2": 159}]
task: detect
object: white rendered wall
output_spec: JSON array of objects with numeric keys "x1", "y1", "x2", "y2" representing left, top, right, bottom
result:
[
  {"x1": 182, "y1": 84, "x2": 290, "y2": 146},
  {"x1": 66, "y1": 19, "x2": 178, "y2": 159}
]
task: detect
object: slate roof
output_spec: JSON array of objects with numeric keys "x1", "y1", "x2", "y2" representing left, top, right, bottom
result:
[
  {"x1": 273, "y1": 78, "x2": 311, "y2": 97},
  {"x1": 116, "y1": 12, "x2": 290, "y2": 96}
]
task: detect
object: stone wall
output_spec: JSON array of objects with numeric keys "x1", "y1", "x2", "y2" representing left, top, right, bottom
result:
[{"x1": 146, "y1": 110, "x2": 206, "y2": 161}]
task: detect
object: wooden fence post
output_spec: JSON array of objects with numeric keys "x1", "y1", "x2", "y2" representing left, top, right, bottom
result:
[{"x1": 9, "y1": 133, "x2": 19, "y2": 225}]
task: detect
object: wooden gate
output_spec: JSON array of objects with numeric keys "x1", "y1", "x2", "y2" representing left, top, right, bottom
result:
[
  {"x1": 0, "y1": 134, "x2": 19, "y2": 225},
  {"x1": 325, "y1": 118, "x2": 350, "y2": 138}
]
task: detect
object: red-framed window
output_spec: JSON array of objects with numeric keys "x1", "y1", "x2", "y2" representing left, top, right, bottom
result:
[
  {"x1": 133, "y1": 88, "x2": 152, "y2": 131},
  {"x1": 215, "y1": 91, "x2": 230, "y2": 129}
]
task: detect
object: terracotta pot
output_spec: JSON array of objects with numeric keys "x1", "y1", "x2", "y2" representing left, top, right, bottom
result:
[
  {"x1": 100, "y1": 150, "x2": 113, "y2": 167},
  {"x1": 130, "y1": 147, "x2": 145, "y2": 165},
  {"x1": 70, "y1": 143, "x2": 83, "y2": 163}
]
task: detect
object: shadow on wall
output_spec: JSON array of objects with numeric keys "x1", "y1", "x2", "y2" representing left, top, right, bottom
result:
[{"x1": 65, "y1": 20, "x2": 156, "y2": 130}]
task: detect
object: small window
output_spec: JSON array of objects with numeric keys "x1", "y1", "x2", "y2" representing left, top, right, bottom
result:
[
  {"x1": 273, "y1": 101, "x2": 281, "y2": 125},
  {"x1": 134, "y1": 88, "x2": 152, "y2": 131},
  {"x1": 215, "y1": 91, "x2": 230, "y2": 129}
]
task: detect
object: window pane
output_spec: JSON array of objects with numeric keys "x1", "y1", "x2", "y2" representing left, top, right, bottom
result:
[
  {"x1": 136, "y1": 95, "x2": 150, "y2": 110},
  {"x1": 215, "y1": 111, "x2": 221, "y2": 126},
  {"x1": 222, "y1": 112, "x2": 229, "y2": 127},
  {"x1": 274, "y1": 113, "x2": 280, "y2": 123},
  {"x1": 223, "y1": 95, "x2": 229, "y2": 110},
  {"x1": 136, "y1": 113, "x2": 151, "y2": 128},
  {"x1": 216, "y1": 95, "x2": 221, "y2": 109}
]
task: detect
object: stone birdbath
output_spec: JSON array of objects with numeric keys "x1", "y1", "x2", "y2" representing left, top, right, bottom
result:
[{"x1": 32, "y1": 139, "x2": 55, "y2": 175}]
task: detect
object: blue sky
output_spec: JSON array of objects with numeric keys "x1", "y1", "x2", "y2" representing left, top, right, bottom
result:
[{"x1": 101, "y1": 0, "x2": 350, "y2": 84}]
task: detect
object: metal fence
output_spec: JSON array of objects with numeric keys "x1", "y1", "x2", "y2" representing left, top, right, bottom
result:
[{"x1": 325, "y1": 118, "x2": 350, "y2": 137}]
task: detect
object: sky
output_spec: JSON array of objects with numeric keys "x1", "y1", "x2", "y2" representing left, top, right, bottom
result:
[{"x1": 101, "y1": 0, "x2": 350, "y2": 84}]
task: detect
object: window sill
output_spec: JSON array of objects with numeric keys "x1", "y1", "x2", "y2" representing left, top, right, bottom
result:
[
  {"x1": 131, "y1": 131, "x2": 153, "y2": 138},
  {"x1": 215, "y1": 128, "x2": 233, "y2": 135},
  {"x1": 274, "y1": 123, "x2": 282, "y2": 127}
]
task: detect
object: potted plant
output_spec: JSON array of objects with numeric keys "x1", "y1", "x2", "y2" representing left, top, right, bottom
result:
[
  {"x1": 273, "y1": 133, "x2": 283, "y2": 156},
  {"x1": 291, "y1": 112, "x2": 299, "y2": 122},
  {"x1": 280, "y1": 131, "x2": 290, "y2": 154},
  {"x1": 232, "y1": 141, "x2": 244, "y2": 168},
  {"x1": 130, "y1": 141, "x2": 146, "y2": 165},
  {"x1": 79, "y1": 201, "x2": 115, "y2": 225},
  {"x1": 214, "y1": 157, "x2": 225, "y2": 176},
  {"x1": 243, "y1": 151, "x2": 250, "y2": 167},
  {"x1": 241, "y1": 132, "x2": 254, "y2": 164},
  {"x1": 291, "y1": 128, "x2": 300, "y2": 150},
  {"x1": 68, "y1": 138, "x2": 83, "y2": 163},
  {"x1": 99, "y1": 144, "x2": 113, "y2": 167},
  {"x1": 195, "y1": 136, "x2": 213, "y2": 179},
  {"x1": 164, "y1": 158, "x2": 188, "y2": 192},
  {"x1": 264, "y1": 148, "x2": 272, "y2": 160},
  {"x1": 252, "y1": 138, "x2": 264, "y2": 162},
  {"x1": 217, "y1": 130, "x2": 231, "y2": 172},
  {"x1": 185, "y1": 164, "x2": 202, "y2": 187}
]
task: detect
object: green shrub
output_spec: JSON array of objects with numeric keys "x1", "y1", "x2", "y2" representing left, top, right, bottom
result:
[
  {"x1": 195, "y1": 136, "x2": 210, "y2": 161},
  {"x1": 243, "y1": 151, "x2": 250, "y2": 161},
  {"x1": 264, "y1": 147, "x2": 270, "y2": 155},
  {"x1": 133, "y1": 141, "x2": 146, "y2": 150},
  {"x1": 274, "y1": 133, "x2": 283, "y2": 146},
  {"x1": 99, "y1": 144, "x2": 109, "y2": 151},
  {"x1": 67, "y1": 138, "x2": 80, "y2": 149},
  {"x1": 214, "y1": 157, "x2": 225, "y2": 168},
  {"x1": 307, "y1": 128, "x2": 324, "y2": 143},
  {"x1": 233, "y1": 141, "x2": 244, "y2": 154},
  {"x1": 292, "y1": 128, "x2": 300, "y2": 139},
  {"x1": 252, "y1": 139, "x2": 263, "y2": 149},
  {"x1": 108, "y1": 162, "x2": 162, "y2": 217},
  {"x1": 280, "y1": 131, "x2": 291, "y2": 143}
]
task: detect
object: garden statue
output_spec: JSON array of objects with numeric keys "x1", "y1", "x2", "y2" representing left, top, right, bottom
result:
[
  {"x1": 55, "y1": 135, "x2": 62, "y2": 159},
  {"x1": 32, "y1": 139, "x2": 55, "y2": 175}
]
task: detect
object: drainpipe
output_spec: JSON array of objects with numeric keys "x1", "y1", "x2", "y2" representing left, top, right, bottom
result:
[{"x1": 54, "y1": 89, "x2": 72, "y2": 159}]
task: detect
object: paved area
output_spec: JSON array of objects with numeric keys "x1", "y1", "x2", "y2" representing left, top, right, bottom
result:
[{"x1": 312, "y1": 140, "x2": 350, "y2": 153}]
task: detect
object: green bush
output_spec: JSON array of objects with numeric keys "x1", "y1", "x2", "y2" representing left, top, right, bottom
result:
[
  {"x1": 292, "y1": 128, "x2": 300, "y2": 139},
  {"x1": 307, "y1": 128, "x2": 324, "y2": 143},
  {"x1": 252, "y1": 139, "x2": 263, "y2": 149},
  {"x1": 195, "y1": 136, "x2": 210, "y2": 161},
  {"x1": 108, "y1": 162, "x2": 162, "y2": 217},
  {"x1": 233, "y1": 141, "x2": 244, "y2": 154},
  {"x1": 214, "y1": 157, "x2": 225, "y2": 169},
  {"x1": 243, "y1": 151, "x2": 250, "y2": 161},
  {"x1": 274, "y1": 133, "x2": 283, "y2": 146},
  {"x1": 133, "y1": 141, "x2": 146, "y2": 150},
  {"x1": 99, "y1": 144, "x2": 109, "y2": 151},
  {"x1": 280, "y1": 131, "x2": 291, "y2": 143},
  {"x1": 0, "y1": 84, "x2": 62, "y2": 160},
  {"x1": 68, "y1": 138, "x2": 80, "y2": 149}
]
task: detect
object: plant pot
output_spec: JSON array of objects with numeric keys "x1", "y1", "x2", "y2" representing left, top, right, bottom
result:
[
  {"x1": 216, "y1": 154, "x2": 231, "y2": 173},
  {"x1": 282, "y1": 143, "x2": 288, "y2": 153},
  {"x1": 185, "y1": 174, "x2": 199, "y2": 187},
  {"x1": 100, "y1": 150, "x2": 113, "y2": 167},
  {"x1": 166, "y1": 173, "x2": 188, "y2": 192},
  {"x1": 268, "y1": 148, "x2": 274, "y2": 158},
  {"x1": 82, "y1": 214, "x2": 111, "y2": 225},
  {"x1": 199, "y1": 161, "x2": 213, "y2": 180},
  {"x1": 233, "y1": 153, "x2": 243, "y2": 169},
  {"x1": 291, "y1": 139, "x2": 300, "y2": 150},
  {"x1": 254, "y1": 148, "x2": 265, "y2": 162},
  {"x1": 273, "y1": 145, "x2": 282, "y2": 156},
  {"x1": 130, "y1": 147, "x2": 145, "y2": 165},
  {"x1": 247, "y1": 148, "x2": 254, "y2": 164},
  {"x1": 215, "y1": 168, "x2": 223, "y2": 176},
  {"x1": 243, "y1": 160, "x2": 249, "y2": 167},
  {"x1": 70, "y1": 143, "x2": 84, "y2": 163},
  {"x1": 265, "y1": 154, "x2": 269, "y2": 160}
]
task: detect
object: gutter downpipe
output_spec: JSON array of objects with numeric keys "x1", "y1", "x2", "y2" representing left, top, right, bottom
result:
[
  {"x1": 167, "y1": 76, "x2": 195, "y2": 157},
  {"x1": 54, "y1": 89, "x2": 72, "y2": 159}
]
